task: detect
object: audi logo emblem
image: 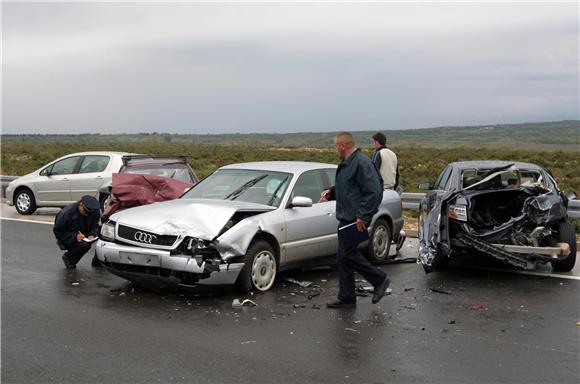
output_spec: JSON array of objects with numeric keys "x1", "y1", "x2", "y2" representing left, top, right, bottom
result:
[{"x1": 134, "y1": 231, "x2": 157, "y2": 244}]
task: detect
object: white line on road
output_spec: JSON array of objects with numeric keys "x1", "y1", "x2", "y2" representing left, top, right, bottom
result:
[{"x1": 1, "y1": 217, "x2": 53, "y2": 226}]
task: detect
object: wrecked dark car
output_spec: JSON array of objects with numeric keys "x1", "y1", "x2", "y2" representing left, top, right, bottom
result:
[
  {"x1": 418, "y1": 161, "x2": 576, "y2": 273},
  {"x1": 95, "y1": 161, "x2": 405, "y2": 293},
  {"x1": 100, "y1": 155, "x2": 199, "y2": 219}
]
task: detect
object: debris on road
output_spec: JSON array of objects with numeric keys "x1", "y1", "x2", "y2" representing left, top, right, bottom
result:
[
  {"x1": 307, "y1": 292, "x2": 320, "y2": 300},
  {"x1": 404, "y1": 287, "x2": 415, "y2": 292},
  {"x1": 71, "y1": 282, "x2": 79, "y2": 286},
  {"x1": 284, "y1": 277, "x2": 312, "y2": 288},
  {"x1": 241, "y1": 340, "x2": 256, "y2": 345},
  {"x1": 469, "y1": 305, "x2": 485, "y2": 312},
  {"x1": 430, "y1": 288, "x2": 451, "y2": 295},
  {"x1": 344, "y1": 328, "x2": 360, "y2": 334},
  {"x1": 242, "y1": 299, "x2": 257, "y2": 307}
]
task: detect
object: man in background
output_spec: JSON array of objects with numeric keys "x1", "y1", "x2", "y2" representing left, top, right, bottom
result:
[
  {"x1": 371, "y1": 132, "x2": 399, "y2": 190},
  {"x1": 53, "y1": 195, "x2": 101, "y2": 269},
  {"x1": 321, "y1": 132, "x2": 391, "y2": 308}
]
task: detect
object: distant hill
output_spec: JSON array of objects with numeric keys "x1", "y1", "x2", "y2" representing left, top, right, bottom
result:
[{"x1": 2, "y1": 120, "x2": 578, "y2": 150}]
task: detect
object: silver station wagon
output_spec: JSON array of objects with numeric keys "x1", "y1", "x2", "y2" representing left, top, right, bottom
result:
[{"x1": 96, "y1": 161, "x2": 404, "y2": 292}]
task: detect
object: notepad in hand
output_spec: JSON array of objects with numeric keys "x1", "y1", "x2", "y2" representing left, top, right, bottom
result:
[
  {"x1": 82, "y1": 236, "x2": 99, "y2": 243},
  {"x1": 338, "y1": 222, "x2": 369, "y2": 250}
]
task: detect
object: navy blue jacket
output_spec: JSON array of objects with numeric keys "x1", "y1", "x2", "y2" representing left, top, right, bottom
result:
[
  {"x1": 53, "y1": 202, "x2": 100, "y2": 246},
  {"x1": 329, "y1": 149, "x2": 383, "y2": 223}
]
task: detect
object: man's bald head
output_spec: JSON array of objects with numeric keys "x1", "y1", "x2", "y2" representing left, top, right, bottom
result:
[{"x1": 334, "y1": 131, "x2": 356, "y2": 160}]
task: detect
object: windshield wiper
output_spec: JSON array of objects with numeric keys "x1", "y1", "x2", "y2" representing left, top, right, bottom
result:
[
  {"x1": 225, "y1": 174, "x2": 268, "y2": 201},
  {"x1": 267, "y1": 176, "x2": 289, "y2": 206}
]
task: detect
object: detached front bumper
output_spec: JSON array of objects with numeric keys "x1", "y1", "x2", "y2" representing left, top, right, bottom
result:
[{"x1": 95, "y1": 240, "x2": 244, "y2": 287}]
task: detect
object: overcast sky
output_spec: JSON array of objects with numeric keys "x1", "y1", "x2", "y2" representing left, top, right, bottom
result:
[{"x1": 2, "y1": 1, "x2": 578, "y2": 135}]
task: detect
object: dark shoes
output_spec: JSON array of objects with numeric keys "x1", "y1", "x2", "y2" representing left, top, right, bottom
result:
[
  {"x1": 326, "y1": 299, "x2": 356, "y2": 309},
  {"x1": 61, "y1": 255, "x2": 76, "y2": 269},
  {"x1": 372, "y1": 277, "x2": 391, "y2": 304}
]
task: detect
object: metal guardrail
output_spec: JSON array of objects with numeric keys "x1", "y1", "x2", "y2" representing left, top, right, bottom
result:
[
  {"x1": 401, "y1": 192, "x2": 580, "y2": 219},
  {"x1": 1, "y1": 176, "x2": 579, "y2": 218}
]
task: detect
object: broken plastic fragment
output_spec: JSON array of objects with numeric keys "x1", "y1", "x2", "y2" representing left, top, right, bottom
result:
[
  {"x1": 284, "y1": 277, "x2": 312, "y2": 288},
  {"x1": 241, "y1": 299, "x2": 257, "y2": 307}
]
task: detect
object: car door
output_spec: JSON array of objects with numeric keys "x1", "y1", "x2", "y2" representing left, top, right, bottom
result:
[
  {"x1": 283, "y1": 170, "x2": 337, "y2": 263},
  {"x1": 35, "y1": 156, "x2": 81, "y2": 204},
  {"x1": 418, "y1": 164, "x2": 455, "y2": 272},
  {"x1": 69, "y1": 155, "x2": 111, "y2": 201}
]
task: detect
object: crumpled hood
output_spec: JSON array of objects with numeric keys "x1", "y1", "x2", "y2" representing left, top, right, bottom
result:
[{"x1": 110, "y1": 198, "x2": 274, "y2": 240}]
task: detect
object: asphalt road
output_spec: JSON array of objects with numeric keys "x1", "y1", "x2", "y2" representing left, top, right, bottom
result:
[{"x1": 2, "y1": 218, "x2": 579, "y2": 383}]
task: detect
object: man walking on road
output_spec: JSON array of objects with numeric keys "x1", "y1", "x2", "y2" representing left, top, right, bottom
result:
[
  {"x1": 321, "y1": 132, "x2": 391, "y2": 308},
  {"x1": 371, "y1": 132, "x2": 399, "y2": 190},
  {"x1": 53, "y1": 195, "x2": 101, "y2": 269}
]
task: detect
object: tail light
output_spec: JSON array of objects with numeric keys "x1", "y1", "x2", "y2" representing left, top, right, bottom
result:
[{"x1": 448, "y1": 204, "x2": 468, "y2": 221}]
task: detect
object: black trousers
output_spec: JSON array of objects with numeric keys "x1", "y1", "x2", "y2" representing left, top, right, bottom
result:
[
  {"x1": 62, "y1": 241, "x2": 92, "y2": 267},
  {"x1": 337, "y1": 224, "x2": 387, "y2": 303}
]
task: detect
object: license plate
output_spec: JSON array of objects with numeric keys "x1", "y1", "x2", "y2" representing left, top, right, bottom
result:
[{"x1": 119, "y1": 252, "x2": 160, "y2": 266}]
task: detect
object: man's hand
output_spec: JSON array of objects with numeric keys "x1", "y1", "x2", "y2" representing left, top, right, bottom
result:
[
  {"x1": 76, "y1": 231, "x2": 85, "y2": 242},
  {"x1": 356, "y1": 218, "x2": 367, "y2": 232},
  {"x1": 87, "y1": 235, "x2": 95, "y2": 241},
  {"x1": 319, "y1": 189, "x2": 331, "y2": 203}
]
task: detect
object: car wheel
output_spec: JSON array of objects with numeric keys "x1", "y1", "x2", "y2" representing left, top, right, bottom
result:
[
  {"x1": 367, "y1": 218, "x2": 392, "y2": 263},
  {"x1": 14, "y1": 188, "x2": 37, "y2": 215},
  {"x1": 551, "y1": 220, "x2": 576, "y2": 272},
  {"x1": 236, "y1": 240, "x2": 277, "y2": 293}
]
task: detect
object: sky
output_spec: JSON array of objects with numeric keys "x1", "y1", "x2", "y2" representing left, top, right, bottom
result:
[{"x1": 2, "y1": 1, "x2": 579, "y2": 135}]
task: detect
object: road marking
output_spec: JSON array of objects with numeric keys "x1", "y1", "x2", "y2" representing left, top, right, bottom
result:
[{"x1": 1, "y1": 217, "x2": 53, "y2": 226}]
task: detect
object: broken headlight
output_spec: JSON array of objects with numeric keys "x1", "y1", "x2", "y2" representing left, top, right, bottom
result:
[
  {"x1": 448, "y1": 204, "x2": 468, "y2": 221},
  {"x1": 100, "y1": 221, "x2": 115, "y2": 241}
]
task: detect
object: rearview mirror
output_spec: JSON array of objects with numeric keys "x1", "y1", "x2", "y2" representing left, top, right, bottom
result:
[
  {"x1": 418, "y1": 182, "x2": 431, "y2": 190},
  {"x1": 290, "y1": 196, "x2": 313, "y2": 208}
]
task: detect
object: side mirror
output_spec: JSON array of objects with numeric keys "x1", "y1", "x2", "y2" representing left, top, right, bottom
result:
[
  {"x1": 418, "y1": 182, "x2": 431, "y2": 190},
  {"x1": 290, "y1": 196, "x2": 313, "y2": 208}
]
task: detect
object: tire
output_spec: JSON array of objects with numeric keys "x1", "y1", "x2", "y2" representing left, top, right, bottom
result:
[
  {"x1": 236, "y1": 240, "x2": 277, "y2": 293},
  {"x1": 14, "y1": 188, "x2": 37, "y2": 215},
  {"x1": 367, "y1": 218, "x2": 392, "y2": 263},
  {"x1": 551, "y1": 221, "x2": 576, "y2": 272}
]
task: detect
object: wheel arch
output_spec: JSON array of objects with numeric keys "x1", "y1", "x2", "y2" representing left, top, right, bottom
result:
[
  {"x1": 13, "y1": 185, "x2": 38, "y2": 205},
  {"x1": 249, "y1": 231, "x2": 281, "y2": 264}
]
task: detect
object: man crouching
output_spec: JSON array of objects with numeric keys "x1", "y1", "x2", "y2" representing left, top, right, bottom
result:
[{"x1": 53, "y1": 195, "x2": 100, "y2": 269}]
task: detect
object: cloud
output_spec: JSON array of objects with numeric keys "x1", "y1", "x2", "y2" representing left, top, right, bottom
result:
[{"x1": 2, "y1": 2, "x2": 578, "y2": 134}]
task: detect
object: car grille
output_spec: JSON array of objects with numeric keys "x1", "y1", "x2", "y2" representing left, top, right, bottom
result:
[{"x1": 117, "y1": 225, "x2": 178, "y2": 247}]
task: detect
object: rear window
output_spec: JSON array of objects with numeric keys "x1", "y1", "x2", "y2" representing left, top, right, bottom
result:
[
  {"x1": 461, "y1": 168, "x2": 544, "y2": 189},
  {"x1": 123, "y1": 165, "x2": 194, "y2": 183}
]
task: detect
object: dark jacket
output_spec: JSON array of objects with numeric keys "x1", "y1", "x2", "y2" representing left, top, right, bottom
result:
[
  {"x1": 53, "y1": 202, "x2": 100, "y2": 246},
  {"x1": 329, "y1": 148, "x2": 383, "y2": 223}
]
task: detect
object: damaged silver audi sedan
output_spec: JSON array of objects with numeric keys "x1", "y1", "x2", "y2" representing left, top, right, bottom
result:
[
  {"x1": 96, "y1": 161, "x2": 404, "y2": 292},
  {"x1": 418, "y1": 161, "x2": 576, "y2": 273}
]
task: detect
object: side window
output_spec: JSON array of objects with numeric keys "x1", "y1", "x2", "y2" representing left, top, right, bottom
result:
[
  {"x1": 291, "y1": 170, "x2": 326, "y2": 204},
  {"x1": 433, "y1": 166, "x2": 452, "y2": 190},
  {"x1": 78, "y1": 155, "x2": 110, "y2": 174},
  {"x1": 322, "y1": 168, "x2": 336, "y2": 188},
  {"x1": 51, "y1": 157, "x2": 80, "y2": 175}
]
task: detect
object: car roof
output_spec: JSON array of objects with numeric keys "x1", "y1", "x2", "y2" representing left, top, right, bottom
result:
[
  {"x1": 63, "y1": 151, "x2": 134, "y2": 157},
  {"x1": 449, "y1": 160, "x2": 543, "y2": 171},
  {"x1": 220, "y1": 161, "x2": 337, "y2": 173},
  {"x1": 124, "y1": 159, "x2": 189, "y2": 167}
]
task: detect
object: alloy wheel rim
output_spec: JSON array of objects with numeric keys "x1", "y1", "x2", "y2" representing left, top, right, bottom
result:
[
  {"x1": 251, "y1": 251, "x2": 276, "y2": 291},
  {"x1": 16, "y1": 193, "x2": 31, "y2": 211}
]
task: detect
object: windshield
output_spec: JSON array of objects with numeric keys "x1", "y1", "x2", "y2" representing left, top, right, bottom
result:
[
  {"x1": 124, "y1": 165, "x2": 194, "y2": 183},
  {"x1": 182, "y1": 169, "x2": 292, "y2": 207}
]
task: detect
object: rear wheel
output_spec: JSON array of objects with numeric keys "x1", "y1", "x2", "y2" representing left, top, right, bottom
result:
[
  {"x1": 236, "y1": 240, "x2": 277, "y2": 293},
  {"x1": 551, "y1": 221, "x2": 576, "y2": 272},
  {"x1": 367, "y1": 218, "x2": 392, "y2": 263},
  {"x1": 14, "y1": 188, "x2": 37, "y2": 215}
]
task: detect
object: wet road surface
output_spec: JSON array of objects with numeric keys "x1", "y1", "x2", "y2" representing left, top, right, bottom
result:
[{"x1": 2, "y1": 219, "x2": 579, "y2": 383}]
